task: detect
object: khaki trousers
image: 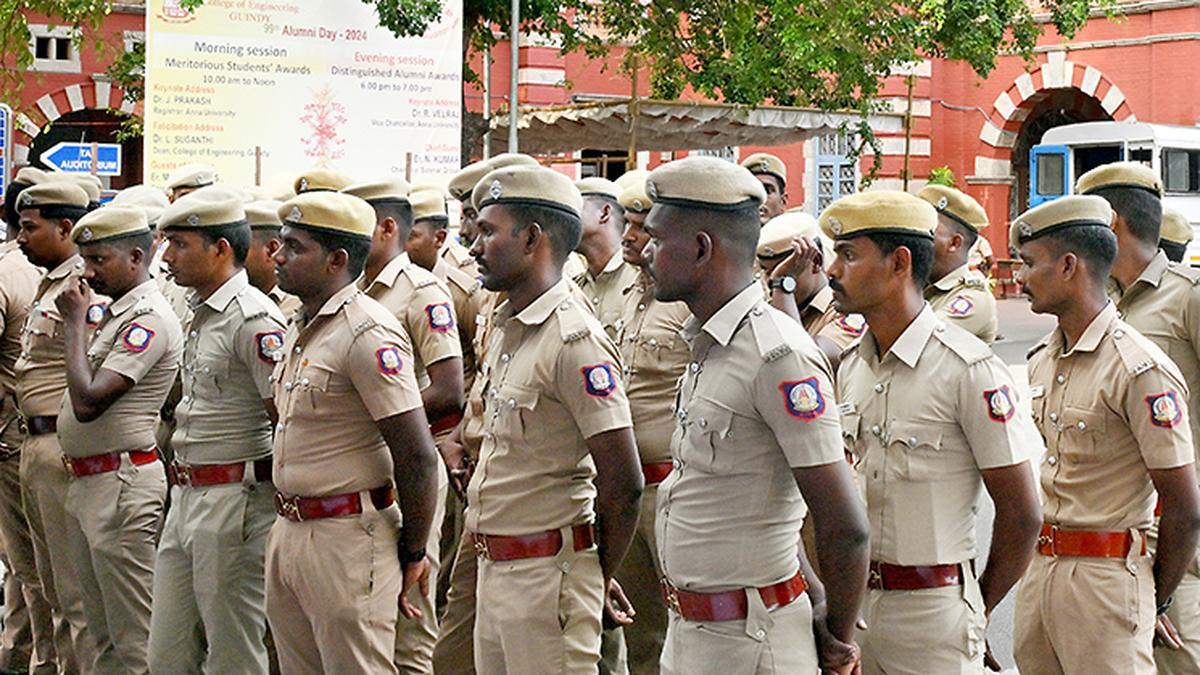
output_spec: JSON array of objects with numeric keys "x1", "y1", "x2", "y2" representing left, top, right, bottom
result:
[
  {"x1": 265, "y1": 504, "x2": 402, "y2": 675},
  {"x1": 394, "y1": 468, "x2": 448, "y2": 674},
  {"x1": 613, "y1": 482, "x2": 667, "y2": 675},
  {"x1": 147, "y1": 480, "x2": 275, "y2": 674},
  {"x1": 474, "y1": 532, "x2": 605, "y2": 675},
  {"x1": 659, "y1": 592, "x2": 816, "y2": 675},
  {"x1": 1156, "y1": 551, "x2": 1200, "y2": 673},
  {"x1": 20, "y1": 432, "x2": 95, "y2": 674},
  {"x1": 63, "y1": 456, "x2": 165, "y2": 675},
  {"x1": 1015, "y1": 551, "x2": 1156, "y2": 675},
  {"x1": 432, "y1": 528, "x2": 478, "y2": 674},
  {"x1": 859, "y1": 576, "x2": 986, "y2": 675},
  {"x1": 0, "y1": 449, "x2": 55, "y2": 674}
]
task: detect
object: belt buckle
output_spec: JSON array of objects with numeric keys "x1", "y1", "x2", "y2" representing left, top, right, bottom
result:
[
  {"x1": 1038, "y1": 526, "x2": 1057, "y2": 556},
  {"x1": 663, "y1": 581, "x2": 681, "y2": 614},
  {"x1": 60, "y1": 455, "x2": 74, "y2": 476},
  {"x1": 473, "y1": 535, "x2": 490, "y2": 560},
  {"x1": 172, "y1": 462, "x2": 192, "y2": 486},
  {"x1": 869, "y1": 567, "x2": 883, "y2": 588},
  {"x1": 274, "y1": 493, "x2": 303, "y2": 522}
]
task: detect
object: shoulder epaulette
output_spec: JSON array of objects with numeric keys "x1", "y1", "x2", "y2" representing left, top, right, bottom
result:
[
  {"x1": 343, "y1": 296, "x2": 381, "y2": 337},
  {"x1": 555, "y1": 299, "x2": 591, "y2": 342},
  {"x1": 233, "y1": 290, "x2": 271, "y2": 321},
  {"x1": 1167, "y1": 262, "x2": 1200, "y2": 285},
  {"x1": 930, "y1": 321, "x2": 990, "y2": 365},
  {"x1": 748, "y1": 304, "x2": 793, "y2": 362},
  {"x1": 1111, "y1": 324, "x2": 1158, "y2": 376}
]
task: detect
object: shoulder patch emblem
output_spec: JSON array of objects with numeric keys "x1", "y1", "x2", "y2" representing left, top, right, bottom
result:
[
  {"x1": 375, "y1": 346, "x2": 404, "y2": 375},
  {"x1": 837, "y1": 313, "x2": 866, "y2": 336},
  {"x1": 582, "y1": 363, "x2": 617, "y2": 398},
  {"x1": 256, "y1": 331, "x2": 285, "y2": 363},
  {"x1": 86, "y1": 302, "x2": 106, "y2": 326},
  {"x1": 121, "y1": 322, "x2": 155, "y2": 353},
  {"x1": 947, "y1": 295, "x2": 975, "y2": 317},
  {"x1": 779, "y1": 377, "x2": 826, "y2": 421},
  {"x1": 1147, "y1": 391, "x2": 1183, "y2": 429},
  {"x1": 983, "y1": 385, "x2": 1016, "y2": 423},
  {"x1": 425, "y1": 302, "x2": 455, "y2": 333}
]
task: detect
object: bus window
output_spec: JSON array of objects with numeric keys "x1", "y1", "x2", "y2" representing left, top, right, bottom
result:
[
  {"x1": 1037, "y1": 154, "x2": 1065, "y2": 196},
  {"x1": 1130, "y1": 148, "x2": 1152, "y2": 165},
  {"x1": 1163, "y1": 148, "x2": 1200, "y2": 193}
]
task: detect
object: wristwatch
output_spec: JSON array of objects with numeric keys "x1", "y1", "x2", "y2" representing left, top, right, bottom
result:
[
  {"x1": 768, "y1": 276, "x2": 797, "y2": 293},
  {"x1": 400, "y1": 546, "x2": 427, "y2": 565},
  {"x1": 1158, "y1": 595, "x2": 1174, "y2": 616}
]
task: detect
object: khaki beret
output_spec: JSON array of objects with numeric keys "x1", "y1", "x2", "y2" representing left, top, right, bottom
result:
[
  {"x1": 245, "y1": 200, "x2": 283, "y2": 229},
  {"x1": 49, "y1": 173, "x2": 101, "y2": 203},
  {"x1": 341, "y1": 177, "x2": 411, "y2": 204},
  {"x1": 111, "y1": 185, "x2": 170, "y2": 226},
  {"x1": 758, "y1": 210, "x2": 821, "y2": 257},
  {"x1": 166, "y1": 163, "x2": 219, "y2": 191},
  {"x1": 740, "y1": 152, "x2": 787, "y2": 186},
  {"x1": 71, "y1": 205, "x2": 149, "y2": 244},
  {"x1": 1161, "y1": 207, "x2": 1194, "y2": 246},
  {"x1": 473, "y1": 166, "x2": 583, "y2": 218},
  {"x1": 818, "y1": 191, "x2": 937, "y2": 240},
  {"x1": 1010, "y1": 195, "x2": 1114, "y2": 250},
  {"x1": 618, "y1": 181, "x2": 652, "y2": 214},
  {"x1": 1076, "y1": 161, "x2": 1162, "y2": 198},
  {"x1": 487, "y1": 153, "x2": 539, "y2": 170},
  {"x1": 278, "y1": 192, "x2": 376, "y2": 240},
  {"x1": 918, "y1": 185, "x2": 988, "y2": 232},
  {"x1": 448, "y1": 160, "x2": 491, "y2": 201},
  {"x1": 646, "y1": 156, "x2": 766, "y2": 211},
  {"x1": 410, "y1": 188, "x2": 447, "y2": 222},
  {"x1": 159, "y1": 185, "x2": 247, "y2": 230},
  {"x1": 17, "y1": 182, "x2": 90, "y2": 210},
  {"x1": 615, "y1": 169, "x2": 648, "y2": 191},
  {"x1": 575, "y1": 177, "x2": 621, "y2": 200},
  {"x1": 294, "y1": 168, "x2": 353, "y2": 194},
  {"x1": 13, "y1": 167, "x2": 48, "y2": 185}
]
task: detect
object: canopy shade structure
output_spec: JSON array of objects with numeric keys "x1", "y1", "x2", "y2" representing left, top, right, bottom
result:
[{"x1": 487, "y1": 98, "x2": 906, "y2": 155}]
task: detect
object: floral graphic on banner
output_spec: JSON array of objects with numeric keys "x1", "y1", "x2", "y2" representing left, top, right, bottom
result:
[{"x1": 299, "y1": 85, "x2": 346, "y2": 167}]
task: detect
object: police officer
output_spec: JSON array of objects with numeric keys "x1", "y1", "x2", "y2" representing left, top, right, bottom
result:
[
  {"x1": 1076, "y1": 162, "x2": 1200, "y2": 673},
  {"x1": 760, "y1": 209, "x2": 865, "y2": 368},
  {"x1": 0, "y1": 197, "x2": 54, "y2": 674},
  {"x1": 57, "y1": 205, "x2": 183, "y2": 673},
  {"x1": 1159, "y1": 207, "x2": 1193, "y2": 264},
  {"x1": 293, "y1": 168, "x2": 353, "y2": 194},
  {"x1": 148, "y1": 188, "x2": 286, "y2": 673},
  {"x1": 917, "y1": 185, "x2": 998, "y2": 343},
  {"x1": 448, "y1": 159, "x2": 494, "y2": 252},
  {"x1": 242, "y1": 200, "x2": 302, "y2": 319},
  {"x1": 465, "y1": 164, "x2": 643, "y2": 673},
  {"x1": 608, "y1": 177, "x2": 692, "y2": 673},
  {"x1": 740, "y1": 152, "x2": 788, "y2": 224},
  {"x1": 266, "y1": 191, "x2": 440, "y2": 673},
  {"x1": 165, "y1": 164, "x2": 219, "y2": 203},
  {"x1": 14, "y1": 182, "x2": 103, "y2": 672},
  {"x1": 1011, "y1": 195, "x2": 1200, "y2": 674},
  {"x1": 574, "y1": 178, "x2": 642, "y2": 341},
  {"x1": 821, "y1": 191, "x2": 1042, "y2": 674},
  {"x1": 643, "y1": 156, "x2": 869, "y2": 674}
]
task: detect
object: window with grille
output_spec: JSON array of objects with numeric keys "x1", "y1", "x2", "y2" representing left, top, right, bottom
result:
[
  {"x1": 28, "y1": 25, "x2": 80, "y2": 73},
  {"x1": 814, "y1": 133, "x2": 857, "y2": 213}
]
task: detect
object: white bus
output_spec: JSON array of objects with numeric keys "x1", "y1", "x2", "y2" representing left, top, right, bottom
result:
[{"x1": 1030, "y1": 121, "x2": 1200, "y2": 265}]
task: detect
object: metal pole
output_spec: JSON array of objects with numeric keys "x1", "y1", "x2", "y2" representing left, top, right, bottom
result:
[
  {"x1": 627, "y1": 51, "x2": 639, "y2": 171},
  {"x1": 508, "y1": 0, "x2": 519, "y2": 152},
  {"x1": 482, "y1": 51, "x2": 492, "y2": 159},
  {"x1": 902, "y1": 75, "x2": 914, "y2": 191}
]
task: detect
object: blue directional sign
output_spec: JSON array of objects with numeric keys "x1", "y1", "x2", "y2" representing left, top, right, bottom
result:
[
  {"x1": 0, "y1": 104, "x2": 10, "y2": 203},
  {"x1": 40, "y1": 142, "x2": 122, "y2": 176}
]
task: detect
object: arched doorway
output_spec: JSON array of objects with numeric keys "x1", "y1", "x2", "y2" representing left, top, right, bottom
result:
[
  {"x1": 28, "y1": 108, "x2": 141, "y2": 189},
  {"x1": 1010, "y1": 88, "x2": 1110, "y2": 217}
]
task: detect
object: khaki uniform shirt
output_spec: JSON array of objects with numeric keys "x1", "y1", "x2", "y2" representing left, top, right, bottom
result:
[
  {"x1": 575, "y1": 252, "x2": 642, "y2": 340},
  {"x1": 618, "y1": 271, "x2": 691, "y2": 465},
  {"x1": 268, "y1": 286, "x2": 302, "y2": 323},
  {"x1": 1029, "y1": 302, "x2": 1194, "y2": 532},
  {"x1": 838, "y1": 305, "x2": 1037, "y2": 566},
  {"x1": 1109, "y1": 251, "x2": 1200, "y2": 463},
  {"x1": 802, "y1": 285, "x2": 866, "y2": 352},
  {"x1": 16, "y1": 256, "x2": 108, "y2": 417},
  {"x1": 440, "y1": 238, "x2": 477, "y2": 274},
  {"x1": 172, "y1": 271, "x2": 285, "y2": 464},
  {"x1": 465, "y1": 279, "x2": 631, "y2": 536},
  {"x1": 57, "y1": 279, "x2": 183, "y2": 457},
  {"x1": 433, "y1": 258, "x2": 482, "y2": 394},
  {"x1": 0, "y1": 243, "x2": 40, "y2": 448},
  {"x1": 460, "y1": 288, "x2": 503, "y2": 461},
  {"x1": 360, "y1": 252, "x2": 461, "y2": 390},
  {"x1": 271, "y1": 284, "x2": 423, "y2": 497},
  {"x1": 967, "y1": 237, "x2": 993, "y2": 274},
  {"x1": 658, "y1": 283, "x2": 844, "y2": 590},
  {"x1": 925, "y1": 264, "x2": 998, "y2": 343}
]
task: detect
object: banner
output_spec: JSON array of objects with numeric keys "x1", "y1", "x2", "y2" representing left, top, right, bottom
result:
[{"x1": 145, "y1": 0, "x2": 462, "y2": 188}]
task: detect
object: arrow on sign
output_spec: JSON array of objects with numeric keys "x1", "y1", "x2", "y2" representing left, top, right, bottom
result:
[{"x1": 40, "y1": 142, "x2": 122, "y2": 176}]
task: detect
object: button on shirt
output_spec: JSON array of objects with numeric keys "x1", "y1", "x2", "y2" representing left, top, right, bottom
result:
[
  {"x1": 271, "y1": 284, "x2": 423, "y2": 497},
  {"x1": 1029, "y1": 302, "x2": 1194, "y2": 531},
  {"x1": 658, "y1": 283, "x2": 843, "y2": 591},
  {"x1": 924, "y1": 264, "x2": 998, "y2": 343},
  {"x1": 360, "y1": 252, "x2": 462, "y2": 390},
  {"x1": 1109, "y1": 250, "x2": 1200, "y2": 464},
  {"x1": 172, "y1": 271, "x2": 285, "y2": 464},
  {"x1": 57, "y1": 279, "x2": 183, "y2": 457},
  {"x1": 618, "y1": 271, "x2": 691, "y2": 464},
  {"x1": 465, "y1": 279, "x2": 631, "y2": 536},
  {"x1": 575, "y1": 251, "x2": 642, "y2": 341},
  {"x1": 838, "y1": 305, "x2": 1037, "y2": 566}
]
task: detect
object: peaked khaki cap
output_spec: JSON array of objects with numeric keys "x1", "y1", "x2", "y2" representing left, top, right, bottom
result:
[
  {"x1": 618, "y1": 181, "x2": 652, "y2": 214},
  {"x1": 473, "y1": 166, "x2": 582, "y2": 217},
  {"x1": 17, "y1": 182, "x2": 89, "y2": 210},
  {"x1": 166, "y1": 163, "x2": 219, "y2": 191},
  {"x1": 1010, "y1": 195, "x2": 1114, "y2": 250},
  {"x1": 341, "y1": 177, "x2": 411, "y2": 204},
  {"x1": 279, "y1": 192, "x2": 376, "y2": 239},
  {"x1": 71, "y1": 205, "x2": 149, "y2": 244},
  {"x1": 575, "y1": 177, "x2": 622, "y2": 200},
  {"x1": 646, "y1": 156, "x2": 765, "y2": 211},
  {"x1": 245, "y1": 200, "x2": 284, "y2": 229},
  {"x1": 759, "y1": 210, "x2": 822, "y2": 257},
  {"x1": 1076, "y1": 161, "x2": 1162, "y2": 198},
  {"x1": 615, "y1": 169, "x2": 649, "y2": 191},
  {"x1": 1161, "y1": 207, "x2": 1194, "y2": 246},
  {"x1": 740, "y1": 152, "x2": 787, "y2": 186},
  {"x1": 112, "y1": 185, "x2": 170, "y2": 226},
  {"x1": 918, "y1": 185, "x2": 988, "y2": 232},
  {"x1": 294, "y1": 168, "x2": 354, "y2": 194},
  {"x1": 410, "y1": 187, "x2": 447, "y2": 221},
  {"x1": 818, "y1": 191, "x2": 937, "y2": 240},
  {"x1": 449, "y1": 160, "x2": 491, "y2": 201},
  {"x1": 159, "y1": 185, "x2": 247, "y2": 230},
  {"x1": 13, "y1": 167, "x2": 48, "y2": 185}
]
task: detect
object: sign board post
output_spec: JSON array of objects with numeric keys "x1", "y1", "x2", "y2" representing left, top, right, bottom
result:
[
  {"x1": 0, "y1": 104, "x2": 11, "y2": 204},
  {"x1": 40, "y1": 142, "x2": 122, "y2": 175}
]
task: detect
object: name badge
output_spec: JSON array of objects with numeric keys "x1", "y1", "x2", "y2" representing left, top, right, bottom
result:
[
  {"x1": 837, "y1": 402, "x2": 858, "y2": 416},
  {"x1": 1030, "y1": 385, "x2": 1045, "y2": 399}
]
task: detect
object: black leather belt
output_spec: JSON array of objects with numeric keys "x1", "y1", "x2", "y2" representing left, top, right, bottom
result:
[{"x1": 24, "y1": 416, "x2": 56, "y2": 436}]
